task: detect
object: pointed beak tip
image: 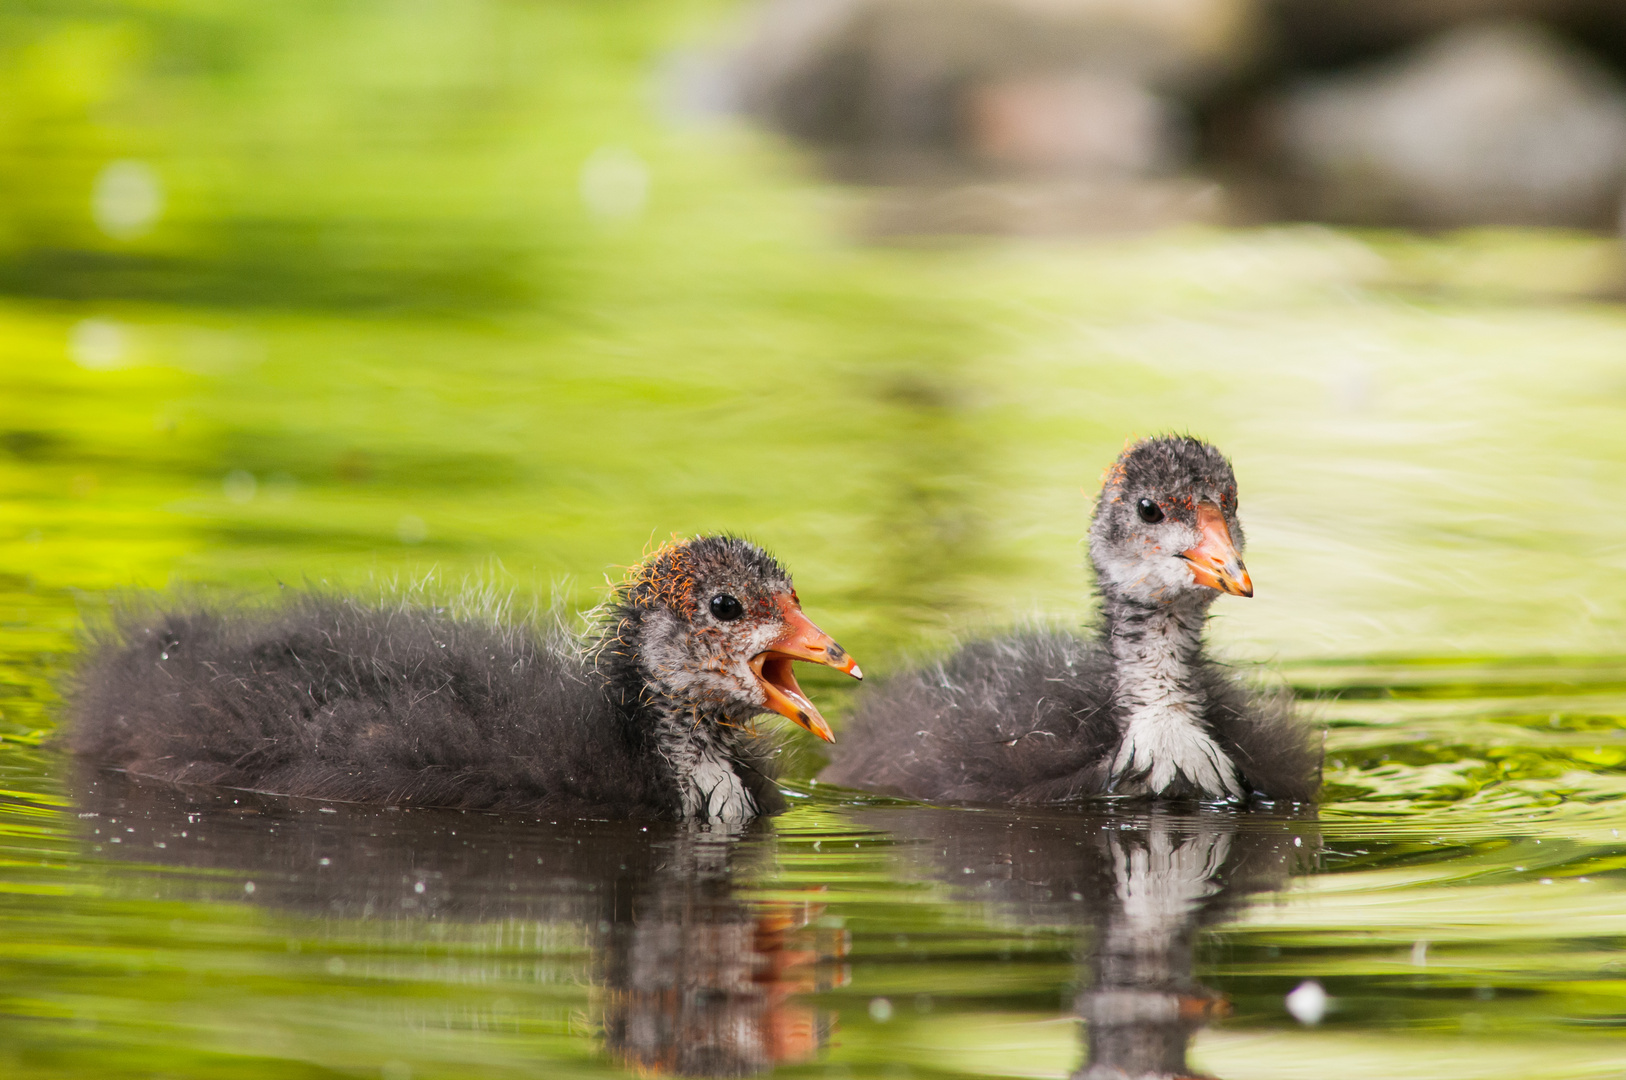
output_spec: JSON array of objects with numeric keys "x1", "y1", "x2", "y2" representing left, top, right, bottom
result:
[
  {"x1": 1183, "y1": 501, "x2": 1252, "y2": 598},
  {"x1": 800, "y1": 711, "x2": 837, "y2": 744},
  {"x1": 757, "y1": 598, "x2": 857, "y2": 739}
]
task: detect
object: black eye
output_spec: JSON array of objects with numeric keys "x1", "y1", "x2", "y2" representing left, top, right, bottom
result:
[
  {"x1": 709, "y1": 594, "x2": 744, "y2": 622},
  {"x1": 1136, "y1": 498, "x2": 1164, "y2": 524}
]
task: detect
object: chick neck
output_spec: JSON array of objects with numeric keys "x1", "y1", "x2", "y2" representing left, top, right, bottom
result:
[
  {"x1": 1096, "y1": 581, "x2": 1243, "y2": 801},
  {"x1": 597, "y1": 611, "x2": 760, "y2": 824}
]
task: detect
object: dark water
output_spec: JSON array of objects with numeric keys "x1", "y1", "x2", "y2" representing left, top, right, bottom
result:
[{"x1": 7, "y1": 0, "x2": 1626, "y2": 1076}]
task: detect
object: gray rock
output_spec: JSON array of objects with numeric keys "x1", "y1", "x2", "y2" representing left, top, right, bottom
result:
[
  {"x1": 1268, "y1": 21, "x2": 1626, "y2": 226},
  {"x1": 732, "y1": 0, "x2": 1260, "y2": 178},
  {"x1": 1265, "y1": 0, "x2": 1623, "y2": 70}
]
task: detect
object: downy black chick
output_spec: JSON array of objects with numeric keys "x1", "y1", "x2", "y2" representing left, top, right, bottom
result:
[
  {"x1": 68, "y1": 535, "x2": 861, "y2": 824},
  {"x1": 821, "y1": 436, "x2": 1319, "y2": 804}
]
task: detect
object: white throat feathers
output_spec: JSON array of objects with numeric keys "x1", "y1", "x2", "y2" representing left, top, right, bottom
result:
[
  {"x1": 651, "y1": 707, "x2": 758, "y2": 823},
  {"x1": 1105, "y1": 597, "x2": 1243, "y2": 800}
]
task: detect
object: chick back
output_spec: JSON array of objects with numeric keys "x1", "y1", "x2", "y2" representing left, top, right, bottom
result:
[
  {"x1": 66, "y1": 594, "x2": 683, "y2": 818},
  {"x1": 821, "y1": 630, "x2": 1121, "y2": 804},
  {"x1": 821, "y1": 629, "x2": 1321, "y2": 805}
]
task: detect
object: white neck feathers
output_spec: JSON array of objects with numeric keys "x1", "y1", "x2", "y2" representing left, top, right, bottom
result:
[
  {"x1": 1105, "y1": 600, "x2": 1242, "y2": 800},
  {"x1": 648, "y1": 703, "x2": 757, "y2": 823}
]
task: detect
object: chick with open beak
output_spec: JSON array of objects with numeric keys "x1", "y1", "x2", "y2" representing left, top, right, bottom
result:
[
  {"x1": 597, "y1": 535, "x2": 861, "y2": 821},
  {"x1": 602, "y1": 537, "x2": 861, "y2": 741},
  {"x1": 749, "y1": 594, "x2": 862, "y2": 741}
]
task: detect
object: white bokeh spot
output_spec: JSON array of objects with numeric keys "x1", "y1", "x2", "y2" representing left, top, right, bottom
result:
[
  {"x1": 223, "y1": 470, "x2": 257, "y2": 504},
  {"x1": 92, "y1": 160, "x2": 164, "y2": 239},
  {"x1": 69, "y1": 318, "x2": 129, "y2": 370},
  {"x1": 579, "y1": 146, "x2": 649, "y2": 224}
]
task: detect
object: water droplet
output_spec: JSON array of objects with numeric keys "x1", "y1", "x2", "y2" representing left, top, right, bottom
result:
[{"x1": 1286, "y1": 980, "x2": 1327, "y2": 1025}]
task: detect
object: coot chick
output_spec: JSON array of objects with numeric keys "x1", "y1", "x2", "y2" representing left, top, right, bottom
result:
[
  {"x1": 69, "y1": 535, "x2": 861, "y2": 824},
  {"x1": 821, "y1": 436, "x2": 1319, "y2": 804}
]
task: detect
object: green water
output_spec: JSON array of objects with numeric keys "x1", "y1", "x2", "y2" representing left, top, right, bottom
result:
[{"x1": 7, "y1": 1, "x2": 1626, "y2": 1076}]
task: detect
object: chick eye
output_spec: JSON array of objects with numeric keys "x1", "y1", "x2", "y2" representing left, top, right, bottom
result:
[
  {"x1": 1136, "y1": 498, "x2": 1164, "y2": 524},
  {"x1": 709, "y1": 594, "x2": 744, "y2": 622}
]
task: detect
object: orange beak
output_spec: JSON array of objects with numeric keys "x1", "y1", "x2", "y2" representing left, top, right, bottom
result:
[
  {"x1": 748, "y1": 597, "x2": 862, "y2": 743},
  {"x1": 1180, "y1": 501, "x2": 1253, "y2": 597}
]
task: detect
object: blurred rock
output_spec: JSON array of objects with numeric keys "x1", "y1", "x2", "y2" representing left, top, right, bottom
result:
[
  {"x1": 1266, "y1": 22, "x2": 1626, "y2": 227},
  {"x1": 1265, "y1": 0, "x2": 1626, "y2": 71},
  {"x1": 965, "y1": 72, "x2": 1184, "y2": 173},
  {"x1": 717, "y1": 0, "x2": 1626, "y2": 233},
  {"x1": 735, "y1": 0, "x2": 1260, "y2": 180}
]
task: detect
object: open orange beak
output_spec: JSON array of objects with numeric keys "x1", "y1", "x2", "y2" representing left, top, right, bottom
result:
[
  {"x1": 748, "y1": 597, "x2": 862, "y2": 743},
  {"x1": 1180, "y1": 501, "x2": 1253, "y2": 597}
]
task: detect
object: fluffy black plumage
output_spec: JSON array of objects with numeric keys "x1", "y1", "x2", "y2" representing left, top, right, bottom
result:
[
  {"x1": 822, "y1": 436, "x2": 1321, "y2": 805},
  {"x1": 821, "y1": 629, "x2": 1313, "y2": 802},
  {"x1": 67, "y1": 535, "x2": 858, "y2": 823}
]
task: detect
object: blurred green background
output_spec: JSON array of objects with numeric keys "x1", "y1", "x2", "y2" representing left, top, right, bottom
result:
[{"x1": 5, "y1": 0, "x2": 1626, "y2": 684}]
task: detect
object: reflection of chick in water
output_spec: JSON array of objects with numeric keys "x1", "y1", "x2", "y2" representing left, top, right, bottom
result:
[
  {"x1": 1082, "y1": 824, "x2": 1244, "y2": 1080},
  {"x1": 73, "y1": 770, "x2": 843, "y2": 1077},
  {"x1": 600, "y1": 836, "x2": 841, "y2": 1077},
  {"x1": 869, "y1": 808, "x2": 1313, "y2": 1080}
]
